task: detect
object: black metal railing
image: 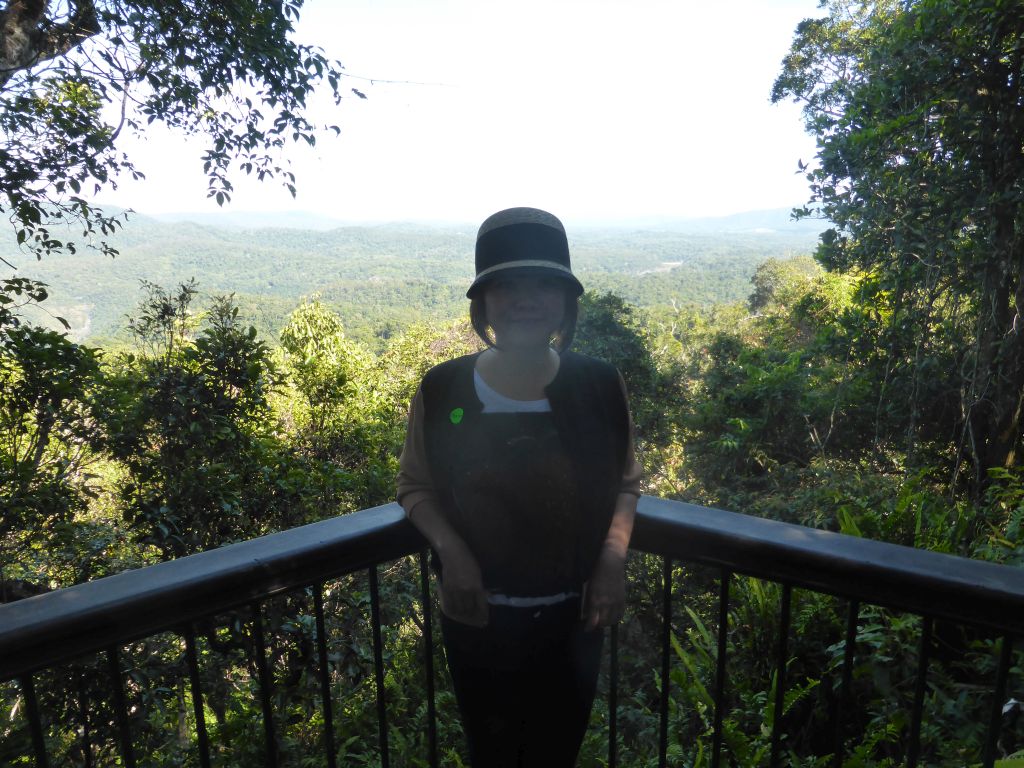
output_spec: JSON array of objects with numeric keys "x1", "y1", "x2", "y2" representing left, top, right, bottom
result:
[{"x1": 2, "y1": 496, "x2": 1023, "y2": 767}]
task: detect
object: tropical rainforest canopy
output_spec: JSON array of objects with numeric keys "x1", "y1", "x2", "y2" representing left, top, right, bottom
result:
[{"x1": 2, "y1": 0, "x2": 1024, "y2": 764}]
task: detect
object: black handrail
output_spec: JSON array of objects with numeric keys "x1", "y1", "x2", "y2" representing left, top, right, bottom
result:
[
  {"x1": 2, "y1": 496, "x2": 1023, "y2": 767},
  {"x1": 5, "y1": 497, "x2": 1024, "y2": 681},
  {"x1": 630, "y1": 497, "x2": 1024, "y2": 635},
  {"x1": 0, "y1": 503, "x2": 420, "y2": 681}
]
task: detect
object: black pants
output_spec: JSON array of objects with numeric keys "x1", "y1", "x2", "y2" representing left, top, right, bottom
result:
[{"x1": 440, "y1": 598, "x2": 604, "y2": 768}]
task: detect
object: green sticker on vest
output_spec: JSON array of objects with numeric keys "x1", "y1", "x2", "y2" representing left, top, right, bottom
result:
[{"x1": 449, "y1": 407, "x2": 464, "y2": 425}]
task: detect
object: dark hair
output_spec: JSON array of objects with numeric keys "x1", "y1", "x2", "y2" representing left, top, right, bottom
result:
[{"x1": 470, "y1": 290, "x2": 579, "y2": 353}]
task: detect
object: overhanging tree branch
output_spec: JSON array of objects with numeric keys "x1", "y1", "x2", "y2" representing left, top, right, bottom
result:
[{"x1": 0, "y1": 0, "x2": 357, "y2": 264}]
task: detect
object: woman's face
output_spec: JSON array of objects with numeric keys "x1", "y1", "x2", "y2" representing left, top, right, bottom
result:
[{"x1": 483, "y1": 275, "x2": 567, "y2": 350}]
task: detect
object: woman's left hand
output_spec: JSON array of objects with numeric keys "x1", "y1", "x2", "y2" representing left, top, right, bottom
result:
[{"x1": 583, "y1": 547, "x2": 627, "y2": 630}]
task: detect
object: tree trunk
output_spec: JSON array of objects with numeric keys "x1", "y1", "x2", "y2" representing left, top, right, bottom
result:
[
  {"x1": 964, "y1": 29, "x2": 1024, "y2": 495},
  {"x1": 966, "y1": 214, "x2": 1024, "y2": 495},
  {"x1": 0, "y1": 1, "x2": 101, "y2": 89}
]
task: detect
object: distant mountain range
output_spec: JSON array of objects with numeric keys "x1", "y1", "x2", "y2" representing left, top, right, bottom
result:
[{"x1": 144, "y1": 207, "x2": 826, "y2": 235}]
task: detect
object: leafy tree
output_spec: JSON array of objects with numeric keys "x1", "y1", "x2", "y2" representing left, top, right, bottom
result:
[
  {"x1": 277, "y1": 298, "x2": 395, "y2": 508},
  {"x1": 575, "y1": 291, "x2": 669, "y2": 455},
  {"x1": 0, "y1": 277, "x2": 100, "y2": 588},
  {"x1": 773, "y1": 0, "x2": 1024, "y2": 492},
  {"x1": 99, "y1": 283, "x2": 290, "y2": 558},
  {"x1": 748, "y1": 255, "x2": 822, "y2": 313},
  {"x1": 279, "y1": 297, "x2": 371, "y2": 437},
  {"x1": 576, "y1": 292, "x2": 657, "y2": 396},
  {"x1": 0, "y1": 0, "x2": 358, "y2": 261}
]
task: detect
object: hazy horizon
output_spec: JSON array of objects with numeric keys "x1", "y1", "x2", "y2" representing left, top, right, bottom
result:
[{"x1": 129, "y1": 204, "x2": 825, "y2": 233}]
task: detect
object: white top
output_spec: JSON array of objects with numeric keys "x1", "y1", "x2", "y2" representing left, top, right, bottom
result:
[{"x1": 473, "y1": 369, "x2": 552, "y2": 413}]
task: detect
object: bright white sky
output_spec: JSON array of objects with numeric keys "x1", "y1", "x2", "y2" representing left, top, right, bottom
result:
[{"x1": 98, "y1": 0, "x2": 824, "y2": 226}]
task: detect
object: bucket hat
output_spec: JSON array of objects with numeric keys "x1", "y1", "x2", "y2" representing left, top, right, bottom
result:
[{"x1": 467, "y1": 207, "x2": 585, "y2": 298}]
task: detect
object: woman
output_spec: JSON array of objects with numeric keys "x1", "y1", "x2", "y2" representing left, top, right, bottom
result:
[{"x1": 397, "y1": 207, "x2": 641, "y2": 767}]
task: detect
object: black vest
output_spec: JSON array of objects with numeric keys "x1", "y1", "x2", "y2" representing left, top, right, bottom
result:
[{"x1": 419, "y1": 351, "x2": 629, "y2": 587}]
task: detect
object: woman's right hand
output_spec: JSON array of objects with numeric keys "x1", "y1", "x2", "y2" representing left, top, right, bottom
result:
[
  {"x1": 404, "y1": 498, "x2": 489, "y2": 627},
  {"x1": 439, "y1": 544, "x2": 489, "y2": 627}
]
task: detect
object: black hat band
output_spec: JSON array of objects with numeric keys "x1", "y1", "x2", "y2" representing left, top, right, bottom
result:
[{"x1": 475, "y1": 221, "x2": 572, "y2": 275}]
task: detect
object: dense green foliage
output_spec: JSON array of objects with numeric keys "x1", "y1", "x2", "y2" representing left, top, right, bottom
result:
[
  {"x1": 4, "y1": 248, "x2": 1024, "y2": 764},
  {"x1": 773, "y1": 0, "x2": 1024, "y2": 494},
  {"x1": 4, "y1": 0, "x2": 1024, "y2": 764}
]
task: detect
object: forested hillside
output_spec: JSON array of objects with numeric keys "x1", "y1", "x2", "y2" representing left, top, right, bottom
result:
[
  {"x1": 5, "y1": 248, "x2": 1024, "y2": 765},
  {"x1": 2, "y1": 209, "x2": 820, "y2": 346}
]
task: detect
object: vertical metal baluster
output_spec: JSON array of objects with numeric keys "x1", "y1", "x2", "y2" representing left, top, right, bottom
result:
[
  {"x1": 610, "y1": 622, "x2": 619, "y2": 768},
  {"x1": 982, "y1": 634, "x2": 1014, "y2": 768},
  {"x1": 770, "y1": 584, "x2": 793, "y2": 767},
  {"x1": 78, "y1": 672, "x2": 93, "y2": 768},
  {"x1": 906, "y1": 616, "x2": 933, "y2": 768},
  {"x1": 418, "y1": 552, "x2": 438, "y2": 768},
  {"x1": 832, "y1": 600, "x2": 859, "y2": 768},
  {"x1": 20, "y1": 674, "x2": 49, "y2": 768},
  {"x1": 658, "y1": 556, "x2": 672, "y2": 768},
  {"x1": 252, "y1": 603, "x2": 279, "y2": 768},
  {"x1": 314, "y1": 583, "x2": 338, "y2": 768},
  {"x1": 369, "y1": 565, "x2": 390, "y2": 768},
  {"x1": 711, "y1": 570, "x2": 731, "y2": 768},
  {"x1": 183, "y1": 626, "x2": 212, "y2": 768},
  {"x1": 106, "y1": 648, "x2": 136, "y2": 768}
]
